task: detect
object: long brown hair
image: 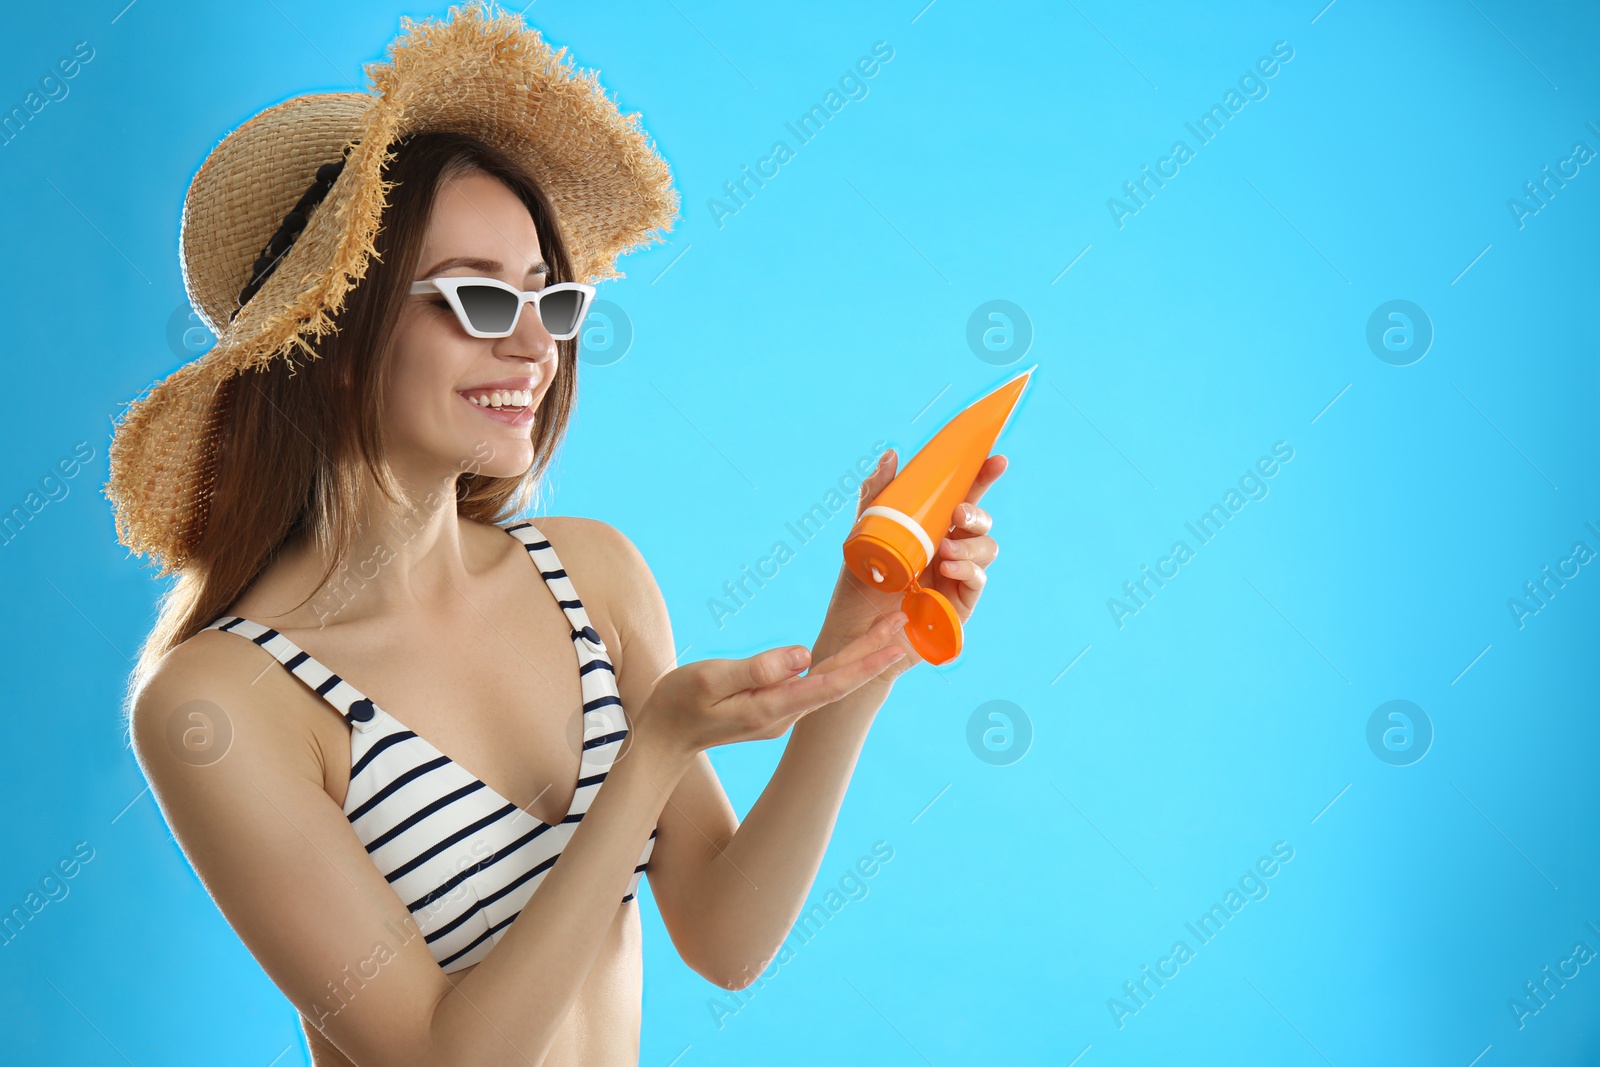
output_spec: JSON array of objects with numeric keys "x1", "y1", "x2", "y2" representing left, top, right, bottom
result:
[{"x1": 126, "y1": 131, "x2": 579, "y2": 706}]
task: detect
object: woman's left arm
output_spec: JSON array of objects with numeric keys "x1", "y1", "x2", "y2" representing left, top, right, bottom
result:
[{"x1": 610, "y1": 452, "x2": 1007, "y2": 988}]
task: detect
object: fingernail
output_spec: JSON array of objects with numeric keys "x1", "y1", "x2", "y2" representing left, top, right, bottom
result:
[
  {"x1": 785, "y1": 648, "x2": 808, "y2": 670},
  {"x1": 891, "y1": 613, "x2": 907, "y2": 633}
]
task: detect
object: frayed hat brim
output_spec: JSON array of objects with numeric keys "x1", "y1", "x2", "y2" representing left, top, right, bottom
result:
[{"x1": 106, "y1": 0, "x2": 679, "y2": 575}]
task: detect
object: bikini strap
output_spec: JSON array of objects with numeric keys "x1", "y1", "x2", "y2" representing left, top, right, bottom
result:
[
  {"x1": 200, "y1": 615, "x2": 385, "y2": 734},
  {"x1": 504, "y1": 521, "x2": 613, "y2": 659},
  {"x1": 202, "y1": 521, "x2": 607, "y2": 734},
  {"x1": 503, "y1": 520, "x2": 628, "y2": 749}
]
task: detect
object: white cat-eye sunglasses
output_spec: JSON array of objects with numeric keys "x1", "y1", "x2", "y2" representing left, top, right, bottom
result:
[{"x1": 409, "y1": 276, "x2": 597, "y2": 340}]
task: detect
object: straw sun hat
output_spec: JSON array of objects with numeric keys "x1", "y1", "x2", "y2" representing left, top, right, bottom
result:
[{"x1": 104, "y1": 0, "x2": 680, "y2": 576}]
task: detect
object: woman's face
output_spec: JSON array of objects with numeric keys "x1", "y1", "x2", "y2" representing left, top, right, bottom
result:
[{"x1": 385, "y1": 168, "x2": 560, "y2": 485}]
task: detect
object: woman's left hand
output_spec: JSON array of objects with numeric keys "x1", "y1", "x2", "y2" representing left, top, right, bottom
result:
[{"x1": 810, "y1": 447, "x2": 1007, "y2": 682}]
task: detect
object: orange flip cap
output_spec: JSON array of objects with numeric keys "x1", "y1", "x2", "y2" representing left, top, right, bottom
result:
[{"x1": 843, "y1": 365, "x2": 1034, "y2": 665}]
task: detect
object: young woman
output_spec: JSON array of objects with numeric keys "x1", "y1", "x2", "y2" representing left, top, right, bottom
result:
[{"x1": 111, "y1": 8, "x2": 1003, "y2": 1066}]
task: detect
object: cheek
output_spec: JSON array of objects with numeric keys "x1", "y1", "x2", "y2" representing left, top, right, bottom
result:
[{"x1": 385, "y1": 333, "x2": 467, "y2": 429}]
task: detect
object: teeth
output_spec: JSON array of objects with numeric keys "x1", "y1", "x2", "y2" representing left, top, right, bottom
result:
[{"x1": 467, "y1": 389, "x2": 532, "y2": 409}]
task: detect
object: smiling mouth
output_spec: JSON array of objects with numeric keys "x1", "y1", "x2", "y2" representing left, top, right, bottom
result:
[
  {"x1": 457, "y1": 387, "x2": 538, "y2": 427},
  {"x1": 461, "y1": 388, "x2": 533, "y2": 411}
]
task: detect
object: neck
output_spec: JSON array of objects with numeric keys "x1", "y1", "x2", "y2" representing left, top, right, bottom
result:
[{"x1": 270, "y1": 465, "x2": 494, "y2": 631}]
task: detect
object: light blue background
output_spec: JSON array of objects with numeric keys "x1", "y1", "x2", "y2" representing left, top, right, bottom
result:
[{"x1": 2, "y1": 1, "x2": 1596, "y2": 1064}]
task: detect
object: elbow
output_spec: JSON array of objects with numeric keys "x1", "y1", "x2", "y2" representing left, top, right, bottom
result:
[
  {"x1": 683, "y1": 946, "x2": 747, "y2": 991},
  {"x1": 705, "y1": 963, "x2": 761, "y2": 992},
  {"x1": 695, "y1": 946, "x2": 780, "y2": 992}
]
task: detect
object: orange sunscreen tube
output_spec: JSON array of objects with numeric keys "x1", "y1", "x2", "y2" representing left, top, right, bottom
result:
[{"x1": 842, "y1": 365, "x2": 1034, "y2": 665}]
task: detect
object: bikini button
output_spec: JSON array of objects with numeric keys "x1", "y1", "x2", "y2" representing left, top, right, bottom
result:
[
  {"x1": 576, "y1": 625, "x2": 602, "y2": 646},
  {"x1": 348, "y1": 699, "x2": 376, "y2": 724}
]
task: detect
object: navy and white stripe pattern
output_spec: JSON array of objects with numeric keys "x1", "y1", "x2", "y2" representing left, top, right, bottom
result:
[{"x1": 202, "y1": 520, "x2": 656, "y2": 973}]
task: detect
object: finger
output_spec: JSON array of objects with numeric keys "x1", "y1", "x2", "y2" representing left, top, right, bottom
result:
[
  {"x1": 731, "y1": 614, "x2": 904, "y2": 705},
  {"x1": 935, "y1": 557, "x2": 987, "y2": 598},
  {"x1": 854, "y1": 449, "x2": 900, "y2": 518},
  {"x1": 947, "y1": 501, "x2": 993, "y2": 539},
  {"x1": 936, "y1": 555, "x2": 987, "y2": 582},
  {"x1": 937, "y1": 533, "x2": 998, "y2": 569},
  {"x1": 863, "y1": 450, "x2": 896, "y2": 498},
  {"x1": 739, "y1": 656, "x2": 901, "y2": 731},
  {"x1": 771, "y1": 641, "x2": 909, "y2": 731},
  {"x1": 960, "y1": 454, "x2": 1008, "y2": 509},
  {"x1": 736, "y1": 644, "x2": 816, "y2": 691},
  {"x1": 764, "y1": 639, "x2": 896, "y2": 729},
  {"x1": 745, "y1": 643, "x2": 907, "y2": 719},
  {"x1": 807, "y1": 612, "x2": 907, "y2": 676},
  {"x1": 806, "y1": 644, "x2": 908, "y2": 699}
]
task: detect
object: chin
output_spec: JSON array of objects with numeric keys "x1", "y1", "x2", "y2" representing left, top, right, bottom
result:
[{"x1": 473, "y1": 444, "x2": 537, "y2": 476}]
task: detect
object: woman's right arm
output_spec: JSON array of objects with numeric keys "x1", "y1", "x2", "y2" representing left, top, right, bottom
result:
[
  {"x1": 132, "y1": 631, "x2": 515, "y2": 1066},
  {"x1": 133, "y1": 625, "x2": 902, "y2": 1067}
]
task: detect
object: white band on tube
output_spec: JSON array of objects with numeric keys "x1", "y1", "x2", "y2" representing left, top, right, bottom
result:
[{"x1": 857, "y1": 505, "x2": 936, "y2": 567}]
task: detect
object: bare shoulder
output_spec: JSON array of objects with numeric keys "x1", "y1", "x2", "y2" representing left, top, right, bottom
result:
[
  {"x1": 531, "y1": 515, "x2": 653, "y2": 601},
  {"x1": 527, "y1": 516, "x2": 670, "y2": 664},
  {"x1": 128, "y1": 626, "x2": 322, "y2": 789}
]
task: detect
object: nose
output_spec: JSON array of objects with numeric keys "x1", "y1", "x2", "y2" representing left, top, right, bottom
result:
[{"x1": 500, "y1": 295, "x2": 559, "y2": 365}]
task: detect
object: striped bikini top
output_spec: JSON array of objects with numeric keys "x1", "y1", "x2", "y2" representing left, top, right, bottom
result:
[{"x1": 201, "y1": 520, "x2": 656, "y2": 973}]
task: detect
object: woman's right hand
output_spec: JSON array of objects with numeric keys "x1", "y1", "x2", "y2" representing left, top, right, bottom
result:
[{"x1": 634, "y1": 610, "x2": 908, "y2": 758}]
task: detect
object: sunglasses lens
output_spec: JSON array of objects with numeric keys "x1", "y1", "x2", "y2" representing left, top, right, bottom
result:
[
  {"x1": 538, "y1": 288, "x2": 587, "y2": 337},
  {"x1": 456, "y1": 284, "x2": 520, "y2": 335}
]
